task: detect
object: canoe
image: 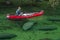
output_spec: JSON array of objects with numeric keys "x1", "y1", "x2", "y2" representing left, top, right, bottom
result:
[{"x1": 6, "y1": 10, "x2": 44, "y2": 20}]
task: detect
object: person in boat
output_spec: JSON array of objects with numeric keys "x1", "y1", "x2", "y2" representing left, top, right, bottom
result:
[{"x1": 16, "y1": 6, "x2": 22, "y2": 16}]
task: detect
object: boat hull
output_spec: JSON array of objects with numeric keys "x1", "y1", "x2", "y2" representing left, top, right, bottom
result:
[{"x1": 6, "y1": 10, "x2": 44, "y2": 20}]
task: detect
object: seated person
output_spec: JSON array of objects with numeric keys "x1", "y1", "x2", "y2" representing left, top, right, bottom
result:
[{"x1": 16, "y1": 6, "x2": 22, "y2": 16}]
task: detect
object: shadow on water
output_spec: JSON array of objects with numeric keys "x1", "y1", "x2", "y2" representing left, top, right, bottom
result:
[{"x1": 11, "y1": 19, "x2": 29, "y2": 27}]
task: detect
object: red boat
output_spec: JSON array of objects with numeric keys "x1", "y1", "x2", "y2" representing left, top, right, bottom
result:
[{"x1": 6, "y1": 10, "x2": 44, "y2": 20}]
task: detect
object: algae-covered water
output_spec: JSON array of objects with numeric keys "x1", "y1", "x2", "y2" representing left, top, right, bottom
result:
[{"x1": 0, "y1": 8, "x2": 60, "y2": 40}]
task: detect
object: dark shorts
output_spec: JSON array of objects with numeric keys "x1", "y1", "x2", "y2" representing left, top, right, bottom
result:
[{"x1": 16, "y1": 11, "x2": 21, "y2": 15}]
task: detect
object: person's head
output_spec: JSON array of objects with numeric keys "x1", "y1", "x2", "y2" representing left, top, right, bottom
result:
[{"x1": 18, "y1": 6, "x2": 21, "y2": 9}]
